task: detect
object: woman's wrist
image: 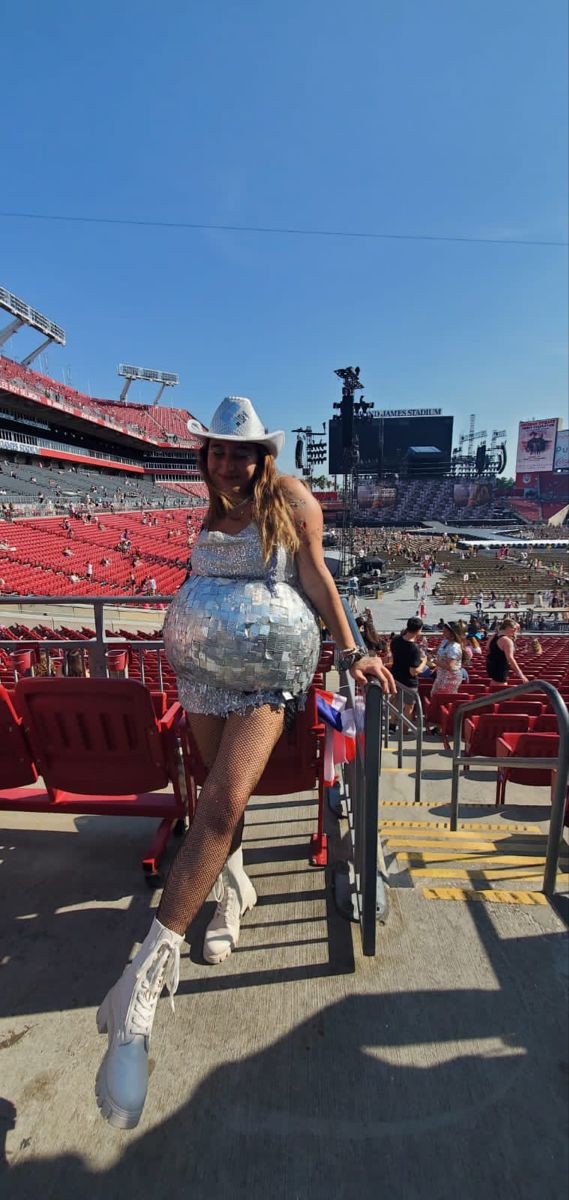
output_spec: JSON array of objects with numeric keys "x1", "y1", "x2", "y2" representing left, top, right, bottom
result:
[{"x1": 337, "y1": 646, "x2": 366, "y2": 671}]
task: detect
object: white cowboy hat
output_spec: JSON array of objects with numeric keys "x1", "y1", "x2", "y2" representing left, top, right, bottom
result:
[{"x1": 187, "y1": 396, "x2": 285, "y2": 458}]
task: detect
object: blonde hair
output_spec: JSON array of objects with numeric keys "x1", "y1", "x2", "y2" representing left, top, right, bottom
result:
[{"x1": 198, "y1": 444, "x2": 300, "y2": 562}]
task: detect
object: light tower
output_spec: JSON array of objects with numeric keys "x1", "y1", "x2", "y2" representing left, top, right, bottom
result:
[
  {"x1": 0, "y1": 285, "x2": 65, "y2": 365},
  {"x1": 117, "y1": 363, "x2": 179, "y2": 406}
]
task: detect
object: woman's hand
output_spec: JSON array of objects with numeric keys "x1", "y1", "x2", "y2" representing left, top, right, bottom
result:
[{"x1": 349, "y1": 655, "x2": 397, "y2": 693}]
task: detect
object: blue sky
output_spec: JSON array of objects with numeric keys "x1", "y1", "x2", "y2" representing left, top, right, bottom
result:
[{"x1": 1, "y1": 0, "x2": 567, "y2": 474}]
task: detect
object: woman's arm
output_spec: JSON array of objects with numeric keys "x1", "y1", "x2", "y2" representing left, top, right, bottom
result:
[{"x1": 282, "y1": 477, "x2": 395, "y2": 693}]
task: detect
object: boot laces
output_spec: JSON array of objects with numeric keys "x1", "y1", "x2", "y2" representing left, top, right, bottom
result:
[
  {"x1": 216, "y1": 881, "x2": 240, "y2": 927},
  {"x1": 128, "y1": 942, "x2": 180, "y2": 1037}
]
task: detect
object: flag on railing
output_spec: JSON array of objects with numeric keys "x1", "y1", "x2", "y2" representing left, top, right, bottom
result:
[{"x1": 316, "y1": 689, "x2": 357, "y2": 786}]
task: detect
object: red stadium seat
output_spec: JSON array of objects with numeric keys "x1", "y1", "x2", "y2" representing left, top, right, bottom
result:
[
  {"x1": 463, "y1": 713, "x2": 530, "y2": 766},
  {"x1": 0, "y1": 684, "x2": 38, "y2": 791},
  {"x1": 495, "y1": 732, "x2": 561, "y2": 807},
  {"x1": 1, "y1": 678, "x2": 191, "y2": 879}
]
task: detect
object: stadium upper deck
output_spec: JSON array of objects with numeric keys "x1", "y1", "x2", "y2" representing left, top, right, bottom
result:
[{"x1": 0, "y1": 355, "x2": 200, "y2": 452}]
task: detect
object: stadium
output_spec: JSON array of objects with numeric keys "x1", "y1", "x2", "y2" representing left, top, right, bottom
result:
[{"x1": 1, "y1": 286, "x2": 568, "y2": 1184}]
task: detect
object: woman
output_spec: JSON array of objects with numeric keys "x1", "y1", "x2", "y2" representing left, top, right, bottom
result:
[
  {"x1": 486, "y1": 619, "x2": 528, "y2": 685},
  {"x1": 431, "y1": 621, "x2": 464, "y2": 695},
  {"x1": 95, "y1": 396, "x2": 395, "y2": 1130}
]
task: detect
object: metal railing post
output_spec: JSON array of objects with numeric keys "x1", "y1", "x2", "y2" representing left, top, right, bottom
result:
[
  {"x1": 544, "y1": 713, "x2": 569, "y2": 896},
  {"x1": 362, "y1": 680, "x2": 382, "y2": 956},
  {"x1": 90, "y1": 600, "x2": 108, "y2": 678},
  {"x1": 415, "y1": 695, "x2": 423, "y2": 806},
  {"x1": 397, "y1": 687, "x2": 403, "y2": 769},
  {"x1": 450, "y1": 680, "x2": 569, "y2": 893}
]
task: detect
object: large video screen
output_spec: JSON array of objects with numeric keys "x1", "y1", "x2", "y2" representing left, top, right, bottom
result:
[
  {"x1": 328, "y1": 416, "x2": 380, "y2": 473},
  {"x1": 329, "y1": 414, "x2": 453, "y2": 474},
  {"x1": 382, "y1": 416, "x2": 453, "y2": 471}
]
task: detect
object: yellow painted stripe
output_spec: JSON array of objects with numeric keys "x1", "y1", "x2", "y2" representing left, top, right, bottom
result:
[
  {"x1": 396, "y1": 852, "x2": 549, "y2": 865},
  {"x1": 383, "y1": 829, "x2": 549, "y2": 841},
  {"x1": 422, "y1": 887, "x2": 548, "y2": 906},
  {"x1": 380, "y1": 820, "x2": 539, "y2": 833},
  {"x1": 407, "y1": 866, "x2": 548, "y2": 880},
  {"x1": 379, "y1": 767, "x2": 411, "y2": 773},
  {"x1": 385, "y1": 837, "x2": 566, "y2": 856},
  {"x1": 381, "y1": 800, "x2": 511, "y2": 809}
]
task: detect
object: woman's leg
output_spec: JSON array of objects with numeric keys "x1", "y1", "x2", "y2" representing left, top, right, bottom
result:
[
  {"x1": 187, "y1": 712, "x2": 244, "y2": 853},
  {"x1": 158, "y1": 703, "x2": 285, "y2": 935}
]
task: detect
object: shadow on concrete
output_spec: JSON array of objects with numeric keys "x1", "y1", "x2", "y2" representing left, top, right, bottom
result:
[
  {"x1": 1, "y1": 904, "x2": 567, "y2": 1200},
  {"x1": 0, "y1": 816, "x2": 354, "y2": 1018}
]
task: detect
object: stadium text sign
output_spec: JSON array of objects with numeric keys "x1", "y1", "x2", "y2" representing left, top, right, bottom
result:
[
  {"x1": 380, "y1": 408, "x2": 442, "y2": 418},
  {"x1": 515, "y1": 418, "x2": 559, "y2": 474}
]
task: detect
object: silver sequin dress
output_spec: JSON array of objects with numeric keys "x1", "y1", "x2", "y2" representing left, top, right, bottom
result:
[{"x1": 162, "y1": 523, "x2": 321, "y2": 715}]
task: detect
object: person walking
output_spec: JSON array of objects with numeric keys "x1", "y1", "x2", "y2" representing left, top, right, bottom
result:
[
  {"x1": 486, "y1": 619, "x2": 528, "y2": 684},
  {"x1": 431, "y1": 621, "x2": 464, "y2": 695},
  {"x1": 94, "y1": 395, "x2": 395, "y2": 1130},
  {"x1": 390, "y1": 617, "x2": 427, "y2": 725}
]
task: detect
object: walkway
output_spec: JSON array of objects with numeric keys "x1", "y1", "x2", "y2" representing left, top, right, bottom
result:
[
  {"x1": 364, "y1": 570, "x2": 465, "y2": 632},
  {"x1": 1, "y1": 737, "x2": 567, "y2": 1199}
]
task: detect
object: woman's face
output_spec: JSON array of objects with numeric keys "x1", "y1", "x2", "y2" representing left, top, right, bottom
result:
[{"x1": 207, "y1": 440, "x2": 259, "y2": 497}]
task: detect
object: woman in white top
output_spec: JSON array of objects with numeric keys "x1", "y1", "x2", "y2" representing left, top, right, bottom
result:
[{"x1": 431, "y1": 621, "x2": 464, "y2": 695}]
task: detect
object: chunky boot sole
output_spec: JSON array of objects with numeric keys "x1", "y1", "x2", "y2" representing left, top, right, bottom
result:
[
  {"x1": 95, "y1": 1056, "x2": 144, "y2": 1130},
  {"x1": 95, "y1": 993, "x2": 145, "y2": 1130},
  {"x1": 203, "y1": 884, "x2": 257, "y2": 965}
]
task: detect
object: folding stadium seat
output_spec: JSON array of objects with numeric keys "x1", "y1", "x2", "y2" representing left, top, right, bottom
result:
[
  {"x1": 184, "y1": 684, "x2": 328, "y2": 865},
  {"x1": 4, "y1": 678, "x2": 192, "y2": 879},
  {"x1": 106, "y1": 649, "x2": 128, "y2": 677},
  {"x1": 463, "y1": 712, "x2": 530, "y2": 767},
  {"x1": 495, "y1": 732, "x2": 562, "y2": 807},
  {"x1": 0, "y1": 684, "x2": 38, "y2": 795},
  {"x1": 10, "y1": 649, "x2": 35, "y2": 680},
  {"x1": 531, "y1": 714, "x2": 560, "y2": 733},
  {"x1": 493, "y1": 700, "x2": 544, "y2": 718},
  {"x1": 423, "y1": 689, "x2": 479, "y2": 733},
  {"x1": 439, "y1": 697, "x2": 498, "y2": 750}
]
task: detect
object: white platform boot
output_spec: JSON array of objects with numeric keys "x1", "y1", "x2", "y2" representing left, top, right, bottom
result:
[
  {"x1": 203, "y1": 847, "x2": 257, "y2": 965},
  {"x1": 95, "y1": 917, "x2": 184, "y2": 1129}
]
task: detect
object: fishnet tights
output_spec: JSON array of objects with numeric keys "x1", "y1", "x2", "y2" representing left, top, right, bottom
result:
[
  {"x1": 158, "y1": 704, "x2": 285, "y2": 935},
  {"x1": 183, "y1": 712, "x2": 244, "y2": 855}
]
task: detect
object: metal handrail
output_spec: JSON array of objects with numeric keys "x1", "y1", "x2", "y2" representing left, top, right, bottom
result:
[
  {"x1": 338, "y1": 669, "x2": 384, "y2": 956},
  {"x1": 0, "y1": 593, "x2": 174, "y2": 678},
  {"x1": 450, "y1": 680, "x2": 569, "y2": 896},
  {"x1": 332, "y1": 599, "x2": 385, "y2": 954},
  {"x1": 383, "y1": 682, "x2": 424, "y2": 804}
]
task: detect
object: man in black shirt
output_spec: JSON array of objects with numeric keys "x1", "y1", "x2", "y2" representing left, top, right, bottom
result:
[{"x1": 391, "y1": 617, "x2": 427, "y2": 724}]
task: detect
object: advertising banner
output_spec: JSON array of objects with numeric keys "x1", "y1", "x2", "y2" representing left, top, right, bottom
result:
[
  {"x1": 553, "y1": 428, "x2": 569, "y2": 472},
  {"x1": 515, "y1": 419, "x2": 559, "y2": 473}
]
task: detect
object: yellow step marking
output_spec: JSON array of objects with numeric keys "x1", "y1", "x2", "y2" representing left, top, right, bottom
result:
[
  {"x1": 385, "y1": 837, "x2": 568, "y2": 857},
  {"x1": 405, "y1": 873, "x2": 549, "y2": 883},
  {"x1": 379, "y1": 767, "x2": 410, "y2": 773},
  {"x1": 381, "y1": 800, "x2": 509, "y2": 809},
  {"x1": 396, "y1": 851, "x2": 549, "y2": 865},
  {"x1": 380, "y1": 820, "x2": 538, "y2": 833},
  {"x1": 422, "y1": 887, "x2": 548, "y2": 905}
]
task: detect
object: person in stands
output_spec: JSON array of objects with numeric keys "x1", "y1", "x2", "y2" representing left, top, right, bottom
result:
[
  {"x1": 94, "y1": 395, "x2": 395, "y2": 1131},
  {"x1": 486, "y1": 619, "x2": 528, "y2": 684},
  {"x1": 390, "y1": 617, "x2": 427, "y2": 723},
  {"x1": 431, "y1": 621, "x2": 464, "y2": 695}
]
